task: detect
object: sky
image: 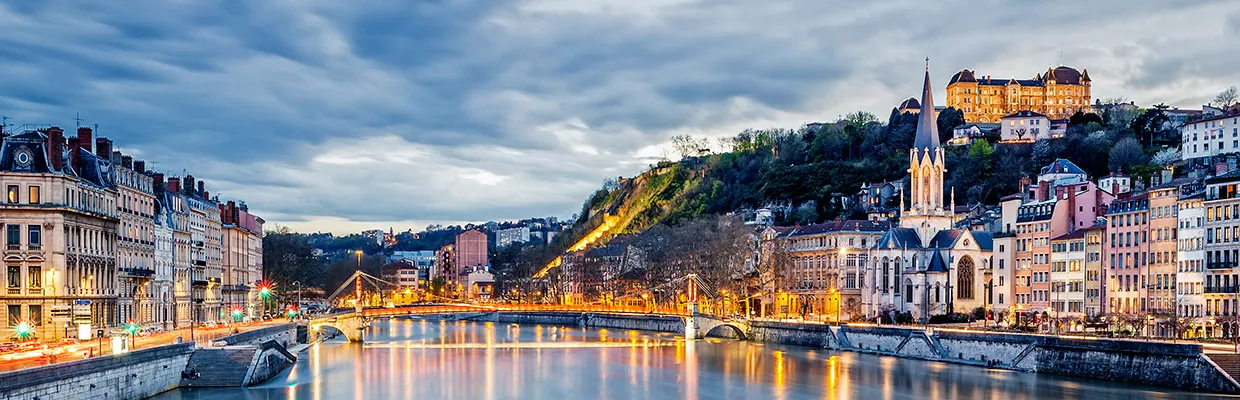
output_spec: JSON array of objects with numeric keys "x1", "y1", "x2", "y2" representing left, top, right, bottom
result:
[{"x1": 0, "y1": 0, "x2": 1237, "y2": 235}]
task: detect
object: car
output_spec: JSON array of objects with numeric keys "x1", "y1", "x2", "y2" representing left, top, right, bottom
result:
[{"x1": 0, "y1": 343, "x2": 17, "y2": 353}]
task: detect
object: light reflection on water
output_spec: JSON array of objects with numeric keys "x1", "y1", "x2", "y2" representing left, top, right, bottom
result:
[{"x1": 155, "y1": 319, "x2": 1227, "y2": 400}]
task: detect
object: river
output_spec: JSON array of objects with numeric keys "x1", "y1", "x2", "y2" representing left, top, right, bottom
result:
[{"x1": 154, "y1": 319, "x2": 1228, "y2": 399}]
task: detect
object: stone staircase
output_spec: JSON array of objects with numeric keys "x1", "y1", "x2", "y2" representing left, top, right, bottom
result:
[
  {"x1": 179, "y1": 347, "x2": 257, "y2": 387},
  {"x1": 1208, "y1": 353, "x2": 1240, "y2": 383}
]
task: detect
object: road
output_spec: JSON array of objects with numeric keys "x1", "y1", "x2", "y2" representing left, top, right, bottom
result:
[{"x1": 0, "y1": 320, "x2": 289, "y2": 373}]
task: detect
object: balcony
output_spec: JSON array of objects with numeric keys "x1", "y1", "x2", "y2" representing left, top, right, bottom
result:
[
  {"x1": 1206, "y1": 286, "x2": 1239, "y2": 294},
  {"x1": 1208, "y1": 262, "x2": 1238, "y2": 270},
  {"x1": 6, "y1": 287, "x2": 19, "y2": 295},
  {"x1": 121, "y1": 267, "x2": 155, "y2": 278},
  {"x1": 6, "y1": 244, "x2": 18, "y2": 251},
  {"x1": 193, "y1": 260, "x2": 207, "y2": 267},
  {"x1": 191, "y1": 280, "x2": 209, "y2": 287}
]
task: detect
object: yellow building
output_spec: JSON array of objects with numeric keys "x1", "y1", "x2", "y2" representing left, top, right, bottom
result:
[{"x1": 946, "y1": 66, "x2": 1092, "y2": 123}]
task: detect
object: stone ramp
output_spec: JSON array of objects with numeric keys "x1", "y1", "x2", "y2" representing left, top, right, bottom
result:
[{"x1": 179, "y1": 347, "x2": 256, "y2": 387}]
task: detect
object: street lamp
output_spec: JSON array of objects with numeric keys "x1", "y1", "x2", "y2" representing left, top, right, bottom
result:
[{"x1": 293, "y1": 281, "x2": 302, "y2": 319}]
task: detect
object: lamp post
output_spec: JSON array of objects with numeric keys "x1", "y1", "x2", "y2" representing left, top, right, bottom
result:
[{"x1": 293, "y1": 281, "x2": 301, "y2": 320}]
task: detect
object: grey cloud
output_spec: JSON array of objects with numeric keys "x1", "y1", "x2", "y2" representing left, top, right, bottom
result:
[{"x1": 0, "y1": 0, "x2": 1234, "y2": 232}]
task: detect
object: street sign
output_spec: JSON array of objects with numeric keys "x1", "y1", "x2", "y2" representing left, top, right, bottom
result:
[{"x1": 73, "y1": 300, "x2": 92, "y2": 305}]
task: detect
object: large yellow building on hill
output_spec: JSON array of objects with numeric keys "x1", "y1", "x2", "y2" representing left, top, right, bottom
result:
[{"x1": 946, "y1": 66, "x2": 1092, "y2": 123}]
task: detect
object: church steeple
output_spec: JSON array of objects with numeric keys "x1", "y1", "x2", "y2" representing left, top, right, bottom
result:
[
  {"x1": 902, "y1": 61, "x2": 954, "y2": 239},
  {"x1": 912, "y1": 66, "x2": 940, "y2": 152}
]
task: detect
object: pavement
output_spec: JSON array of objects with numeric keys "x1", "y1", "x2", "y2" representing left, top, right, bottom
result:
[{"x1": 0, "y1": 320, "x2": 288, "y2": 373}]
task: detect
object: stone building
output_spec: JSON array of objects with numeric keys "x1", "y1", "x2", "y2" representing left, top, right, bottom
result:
[
  {"x1": 221, "y1": 201, "x2": 263, "y2": 319},
  {"x1": 946, "y1": 66, "x2": 1092, "y2": 123},
  {"x1": 866, "y1": 67, "x2": 994, "y2": 323},
  {"x1": 0, "y1": 127, "x2": 119, "y2": 340},
  {"x1": 111, "y1": 145, "x2": 156, "y2": 329},
  {"x1": 1177, "y1": 182, "x2": 1206, "y2": 335},
  {"x1": 774, "y1": 219, "x2": 892, "y2": 321},
  {"x1": 1105, "y1": 193, "x2": 1151, "y2": 315},
  {"x1": 1203, "y1": 169, "x2": 1240, "y2": 337}
]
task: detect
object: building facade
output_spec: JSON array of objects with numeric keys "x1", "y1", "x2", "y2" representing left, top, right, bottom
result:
[
  {"x1": 1204, "y1": 170, "x2": 1240, "y2": 337},
  {"x1": 1178, "y1": 184, "x2": 1206, "y2": 333},
  {"x1": 946, "y1": 66, "x2": 1092, "y2": 123},
  {"x1": 867, "y1": 68, "x2": 993, "y2": 323},
  {"x1": 1181, "y1": 115, "x2": 1240, "y2": 164}
]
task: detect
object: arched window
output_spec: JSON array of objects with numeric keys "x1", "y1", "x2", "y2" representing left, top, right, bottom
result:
[
  {"x1": 904, "y1": 278, "x2": 914, "y2": 300},
  {"x1": 958, "y1": 255, "x2": 975, "y2": 299},
  {"x1": 886, "y1": 257, "x2": 896, "y2": 293}
]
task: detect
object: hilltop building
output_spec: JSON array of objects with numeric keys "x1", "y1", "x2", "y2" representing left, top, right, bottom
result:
[{"x1": 946, "y1": 66, "x2": 1092, "y2": 123}]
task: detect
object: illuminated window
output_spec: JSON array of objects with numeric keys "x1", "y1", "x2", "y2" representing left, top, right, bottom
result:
[
  {"x1": 6, "y1": 186, "x2": 16, "y2": 204},
  {"x1": 28, "y1": 186, "x2": 38, "y2": 205}
]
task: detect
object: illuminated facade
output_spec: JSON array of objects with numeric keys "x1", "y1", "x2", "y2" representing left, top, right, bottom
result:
[{"x1": 946, "y1": 66, "x2": 1092, "y2": 123}]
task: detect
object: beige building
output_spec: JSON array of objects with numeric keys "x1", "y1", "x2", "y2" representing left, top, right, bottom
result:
[
  {"x1": 774, "y1": 220, "x2": 892, "y2": 321},
  {"x1": 1, "y1": 127, "x2": 120, "y2": 341},
  {"x1": 221, "y1": 201, "x2": 263, "y2": 318},
  {"x1": 946, "y1": 66, "x2": 1092, "y2": 123},
  {"x1": 112, "y1": 149, "x2": 157, "y2": 329}
]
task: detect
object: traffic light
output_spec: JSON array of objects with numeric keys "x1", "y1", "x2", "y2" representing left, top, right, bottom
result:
[{"x1": 126, "y1": 320, "x2": 139, "y2": 335}]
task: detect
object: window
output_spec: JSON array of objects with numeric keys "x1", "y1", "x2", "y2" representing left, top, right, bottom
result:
[
  {"x1": 27, "y1": 266, "x2": 40, "y2": 288},
  {"x1": 6, "y1": 225, "x2": 18, "y2": 248},
  {"x1": 27, "y1": 225, "x2": 40, "y2": 249},
  {"x1": 6, "y1": 266, "x2": 18, "y2": 288},
  {"x1": 27, "y1": 305, "x2": 40, "y2": 327},
  {"x1": 6, "y1": 305, "x2": 18, "y2": 325},
  {"x1": 6, "y1": 186, "x2": 16, "y2": 204},
  {"x1": 27, "y1": 186, "x2": 38, "y2": 205}
]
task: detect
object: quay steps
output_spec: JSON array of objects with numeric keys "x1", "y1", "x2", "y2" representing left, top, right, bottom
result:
[
  {"x1": 179, "y1": 347, "x2": 256, "y2": 387},
  {"x1": 1208, "y1": 353, "x2": 1240, "y2": 383}
]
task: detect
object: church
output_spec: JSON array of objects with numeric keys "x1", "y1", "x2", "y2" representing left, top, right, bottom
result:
[{"x1": 863, "y1": 66, "x2": 994, "y2": 322}]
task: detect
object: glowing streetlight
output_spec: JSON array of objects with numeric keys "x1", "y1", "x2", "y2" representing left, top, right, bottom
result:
[{"x1": 15, "y1": 320, "x2": 32, "y2": 340}]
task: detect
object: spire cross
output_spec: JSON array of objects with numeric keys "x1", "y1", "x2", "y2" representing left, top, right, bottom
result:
[{"x1": 925, "y1": 57, "x2": 929, "y2": 71}]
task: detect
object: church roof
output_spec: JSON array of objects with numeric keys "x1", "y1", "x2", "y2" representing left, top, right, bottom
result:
[
  {"x1": 927, "y1": 248, "x2": 949, "y2": 273},
  {"x1": 873, "y1": 227, "x2": 922, "y2": 249},
  {"x1": 926, "y1": 229, "x2": 994, "y2": 251},
  {"x1": 912, "y1": 68, "x2": 940, "y2": 153}
]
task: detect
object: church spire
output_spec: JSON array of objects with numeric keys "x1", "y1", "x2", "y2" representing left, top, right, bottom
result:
[{"x1": 913, "y1": 63, "x2": 940, "y2": 152}]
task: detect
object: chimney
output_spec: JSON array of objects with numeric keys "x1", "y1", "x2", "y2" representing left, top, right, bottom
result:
[
  {"x1": 133, "y1": 160, "x2": 145, "y2": 174},
  {"x1": 197, "y1": 180, "x2": 205, "y2": 195},
  {"x1": 1067, "y1": 185, "x2": 1077, "y2": 229},
  {"x1": 95, "y1": 137, "x2": 111, "y2": 159},
  {"x1": 1019, "y1": 177, "x2": 1032, "y2": 200},
  {"x1": 203, "y1": 191, "x2": 210, "y2": 201},
  {"x1": 1161, "y1": 169, "x2": 1173, "y2": 185},
  {"x1": 121, "y1": 155, "x2": 133, "y2": 169},
  {"x1": 167, "y1": 177, "x2": 181, "y2": 193},
  {"x1": 1218, "y1": 162, "x2": 1229, "y2": 176},
  {"x1": 67, "y1": 137, "x2": 80, "y2": 172},
  {"x1": 1038, "y1": 181, "x2": 1050, "y2": 202},
  {"x1": 77, "y1": 127, "x2": 92, "y2": 152},
  {"x1": 184, "y1": 175, "x2": 196, "y2": 196},
  {"x1": 153, "y1": 173, "x2": 164, "y2": 188},
  {"x1": 46, "y1": 127, "x2": 65, "y2": 171}
]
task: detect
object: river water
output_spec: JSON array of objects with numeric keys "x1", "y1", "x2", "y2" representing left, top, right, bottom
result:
[{"x1": 155, "y1": 319, "x2": 1228, "y2": 400}]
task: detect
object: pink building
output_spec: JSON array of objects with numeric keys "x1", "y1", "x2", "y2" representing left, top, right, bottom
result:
[{"x1": 454, "y1": 229, "x2": 489, "y2": 274}]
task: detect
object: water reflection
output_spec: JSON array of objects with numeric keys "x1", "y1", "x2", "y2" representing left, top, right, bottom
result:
[{"x1": 156, "y1": 319, "x2": 1229, "y2": 400}]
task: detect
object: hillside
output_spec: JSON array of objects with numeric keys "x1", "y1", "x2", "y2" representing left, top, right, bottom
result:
[{"x1": 534, "y1": 105, "x2": 1181, "y2": 274}]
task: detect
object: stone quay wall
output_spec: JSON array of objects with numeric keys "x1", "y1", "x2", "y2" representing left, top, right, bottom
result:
[
  {"x1": 210, "y1": 323, "x2": 298, "y2": 347},
  {"x1": 748, "y1": 321, "x2": 1240, "y2": 394},
  {"x1": 0, "y1": 342, "x2": 194, "y2": 400}
]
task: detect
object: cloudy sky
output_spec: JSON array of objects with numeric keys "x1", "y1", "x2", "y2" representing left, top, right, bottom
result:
[{"x1": 0, "y1": 0, "x2": 1235, "y2": 234}]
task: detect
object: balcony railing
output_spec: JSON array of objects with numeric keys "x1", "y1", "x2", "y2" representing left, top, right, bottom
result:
[
  {"x1": 6, "y1": 244, "x2": 19, "y2": 251},
  {"x1": 193, "y1": 260, "x2": 207, "y2": 267},
  {"x1": 1206, "y1": 286, "x2": 1239, "y2": 294},
  {"x1": 6, "y1": 287, "x2": 19, "y2": 295},
  {"x1": 1208, "y1": 262, "x2": 1238, "y2": 270}
]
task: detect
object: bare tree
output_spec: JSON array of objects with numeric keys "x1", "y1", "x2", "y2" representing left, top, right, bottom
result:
[{"x1": 1215, "y1": 86, "x2": 1239, "y2": 110}]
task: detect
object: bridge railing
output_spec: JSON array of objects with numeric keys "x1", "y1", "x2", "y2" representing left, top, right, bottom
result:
[{"x1": 357, "y1": 303, "x2": 690, "y2": 317}]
